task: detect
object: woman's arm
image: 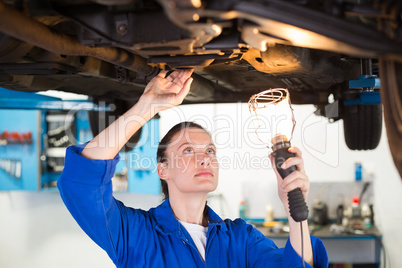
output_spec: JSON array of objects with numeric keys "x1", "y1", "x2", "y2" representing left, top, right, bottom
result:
[
  {"x1": 58, "y1": 69, "x2": 193, "y2": 266},
  {"x1": 81, "y1": 69, "x2": 194, "y2": 160},
  {"x1": 269, "y1": 147, "x2": 314, "y2": 266}
]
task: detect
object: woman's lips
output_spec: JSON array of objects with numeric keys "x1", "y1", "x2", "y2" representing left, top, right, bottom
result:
[{"x1": 195, "y1": 170, "x2": 213, "y2": 177}]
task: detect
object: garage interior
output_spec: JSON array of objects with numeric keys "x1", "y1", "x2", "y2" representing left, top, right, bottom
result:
[
  {"x1": 0, "y1": 88, "x2": 401, "y2": 267},
  {"x1": 1, "y1": 0, "x2": 402, "y2": 267}
]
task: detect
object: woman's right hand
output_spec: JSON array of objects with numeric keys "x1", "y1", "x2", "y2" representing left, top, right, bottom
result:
[{"x1": 139, "y1": 69, "x2": 194, "y2": 113}]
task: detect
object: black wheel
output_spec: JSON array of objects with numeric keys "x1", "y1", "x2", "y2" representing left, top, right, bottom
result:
[
  {"x1": 379, "y1": 58, "x2": 402, "y2": 178},
  {"x1": 89, "y1": 100, "x2": 142, "y2": 153},
  {"x1": 343, "y1": 104, "x2": 382, "y2": 150}
]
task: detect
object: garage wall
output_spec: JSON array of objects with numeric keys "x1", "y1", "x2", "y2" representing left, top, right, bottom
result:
[{"x1": 0, "y1": 103, "x2": 401, "y2": 268}]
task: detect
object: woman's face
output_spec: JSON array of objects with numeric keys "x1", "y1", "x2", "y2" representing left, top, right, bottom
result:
[{"x1": 161, "y1": 127, "x2": 219, "y2": 196}]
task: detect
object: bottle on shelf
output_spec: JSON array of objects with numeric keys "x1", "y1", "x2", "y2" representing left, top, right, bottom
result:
[
  {"x1": 239, "y1": 200, "x2": 247, "y2": 220},
  {"x1": 264, "y1": 203, "x2": 274, "y2": 224}
]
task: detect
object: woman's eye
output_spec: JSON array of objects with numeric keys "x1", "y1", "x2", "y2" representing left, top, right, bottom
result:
[
  {"x1": 183, "y1": 147, "x2": 194, "y2": 154},
  {"x1": 206, "y1": 148, "x2": 216, "y2": 154}
]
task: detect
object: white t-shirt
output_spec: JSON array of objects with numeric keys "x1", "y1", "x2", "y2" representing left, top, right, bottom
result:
[{"x1": 179, "y1": 220, "x2": 208, "y2": 262}]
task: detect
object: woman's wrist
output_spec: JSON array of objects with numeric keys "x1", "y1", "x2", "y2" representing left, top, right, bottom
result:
[
  {"x1": 135, "y1": 95, "x2": 161, "y2": 119},
  {"x1": 139, "y1": 94, "x2": 176, "y2": 115}
]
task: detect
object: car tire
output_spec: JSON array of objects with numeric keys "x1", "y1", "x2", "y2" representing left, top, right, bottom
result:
[
  {"x1": 343, "y1": 104, "x2": 382, "y2": 150},
  {"x1": 379, "y1": 58, "x2": 402, "y2": 178},
  {"x1": 89, "y1": 100, "x2": 142, "y2": 153}
]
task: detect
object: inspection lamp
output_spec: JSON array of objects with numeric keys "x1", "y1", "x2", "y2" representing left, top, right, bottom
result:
[{"x1": 248, "y1": 88, "x2": 308, "y2": 222}]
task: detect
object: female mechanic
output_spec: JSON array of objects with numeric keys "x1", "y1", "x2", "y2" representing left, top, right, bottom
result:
[{"x1": 58, "y1": 69, "x2": 328, "y2": 267}]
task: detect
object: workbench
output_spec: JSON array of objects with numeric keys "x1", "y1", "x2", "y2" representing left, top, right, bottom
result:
[{"x1": 256, "y1": 224, "x2": 382, "y2": 266}]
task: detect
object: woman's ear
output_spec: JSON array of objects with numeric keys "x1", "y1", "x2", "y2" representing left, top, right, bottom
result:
[{"x1": 157, "y1": 162, "x2": 168, "y2": 181}]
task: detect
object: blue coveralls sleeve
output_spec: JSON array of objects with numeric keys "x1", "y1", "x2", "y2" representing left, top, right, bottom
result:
[
  {"x1": 57, "y1": 143, "x2": 148, "y2": 267},
  {"x1": 247, "y1": 226, "x2": 329, "y2": 268}
]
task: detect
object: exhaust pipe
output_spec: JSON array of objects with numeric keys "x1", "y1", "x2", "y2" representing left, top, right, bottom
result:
[{"x1": 0, "y1": 1, "x2": 156, "y2": 76}]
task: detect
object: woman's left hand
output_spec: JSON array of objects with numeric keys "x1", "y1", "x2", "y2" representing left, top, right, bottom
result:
[
  {"x1": 139, "y1": 69, "x2": 194, "y2": 113},
  {"x1": 269, "y1": 146, "x2": 310, "y2": 215}
]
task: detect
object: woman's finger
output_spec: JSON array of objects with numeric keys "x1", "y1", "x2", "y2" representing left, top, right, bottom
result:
[
  {"x1": 281, "y1": 170, "x2": 308, "y2": 189},
  {"x1": 283, "y1": 177, "x2": 309, "y2": 193},
  {"x1": 282, "y1": 171, "x2": 309, "y2": 189},
  {"x1": 157, "y1": 70, "x2": 168, "y2": 78},
  {"x1": 288, "y1": 146, "x2": 302, "y2": 157},
  {"x1": 278, "y1": 146, "x2": 304, "y2": 172},
  {"x1": 184, "y1": 69, "x2": 194, "y2": 78},
  {"x1": 175, "y1": 77, "x2": 193, "y2": 101},
  {"x1": 281, "y1": 156, "x2": 305, "y2": 174},
  {"x1": 163, "y1": 70, "x2": 193, "y2": 93},
  {"x1": 175, "y1": 69, "x2": 193, "y2": 84},
  {"x1": 269, "y1": 151, "x2": 304, "y2": 179},
  {"x1": 170, "y1": 71, "x2": 187, "y2": 85},
  {"x1": 282, "y1": 179, "x2": 309, "y2": 198}
]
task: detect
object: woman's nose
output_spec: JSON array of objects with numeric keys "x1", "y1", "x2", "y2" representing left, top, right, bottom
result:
[{"x1": 197, "y1": 153, "x2": 211, "y2": 166}]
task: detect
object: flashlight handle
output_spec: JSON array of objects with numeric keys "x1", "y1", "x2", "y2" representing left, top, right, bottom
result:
[{"x1": 273, "y1": 148, "x2": 309, "y2": 222}]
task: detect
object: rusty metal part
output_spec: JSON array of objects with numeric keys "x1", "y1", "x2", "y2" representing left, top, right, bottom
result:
[
  {"x1": 243, "y1": 47, "x2": 302, "y2": 75},
  {"x1": 0, "y1": 1, "x2": 156, "y2": 76},
  {"x1": 158, "y1": 0, "x2": 402, "y2": 60},
  {"x1": 157, "y1": 0, "x2": 224, "y2": 50},
  {"x1": 243, "y1": 45, "x2": 361, "y2": 81},
  {"x1": 0, "y1": 35, "x2": 34, "y2": 63}
]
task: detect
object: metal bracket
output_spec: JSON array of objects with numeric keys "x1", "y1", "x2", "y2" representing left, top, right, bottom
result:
[
  {"x1": 344, "y1": 91, "x2": 381, "y2": 106},
  {"x1": 349, "y1": 75, "x2": 381, "y2": 89},
  {"x1": 346, "y1": 74, "x2": 381, "y2": 105}
]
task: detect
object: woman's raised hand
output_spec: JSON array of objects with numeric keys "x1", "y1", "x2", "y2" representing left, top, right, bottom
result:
[{"x1": 140, "y1": 69, "x2": 194, "y2": 113}]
